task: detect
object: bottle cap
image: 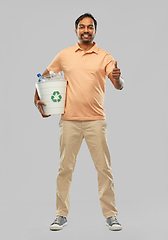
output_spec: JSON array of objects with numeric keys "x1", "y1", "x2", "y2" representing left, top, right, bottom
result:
[
  {"x1": 37, "y1": 73, "x2": 41, "y2": 78},
  {"x1": 49, "y1": 71, "x2": 54, "y2": 76}
]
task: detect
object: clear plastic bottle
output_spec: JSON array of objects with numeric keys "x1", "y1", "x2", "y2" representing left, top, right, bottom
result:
[
  {"x1": 49, "y1": 71, "x2": 64, "y2": 80},
  {"x1": 37, "y1": 73, "x2": 45, "y2": 82},
  {"x1": 37, "y1": 71, "x2": 64, "y2": 82}
]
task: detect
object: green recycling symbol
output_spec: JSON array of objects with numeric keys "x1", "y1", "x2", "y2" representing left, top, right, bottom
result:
[{"x1": 51, "y1": 91, "x2": 62, "y2": 102}]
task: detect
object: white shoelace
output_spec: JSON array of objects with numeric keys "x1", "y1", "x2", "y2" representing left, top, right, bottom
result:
[
  {"x1": 111, "y1": 217, "x2": 119, "y2": 225},
  {"x1": 54, "y1": 216, "x2": 61, "y2": 224}
]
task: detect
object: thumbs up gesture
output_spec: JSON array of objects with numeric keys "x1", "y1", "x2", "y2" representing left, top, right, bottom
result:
[{"x1": 112, "y1": 61, "x2": 121, "y2": 80}]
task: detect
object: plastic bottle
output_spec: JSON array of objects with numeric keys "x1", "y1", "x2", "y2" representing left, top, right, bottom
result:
[
  {"x1": 49, "y1": 71, "x2": 54, "y2": 77},
  {"x1": 37, "y1": 73, "x2": 45, "y2": 82}
]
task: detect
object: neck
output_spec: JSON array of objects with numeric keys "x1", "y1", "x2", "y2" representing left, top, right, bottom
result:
[{"x1": 78, "y1": 41, "x2": 95, "y2": 52}]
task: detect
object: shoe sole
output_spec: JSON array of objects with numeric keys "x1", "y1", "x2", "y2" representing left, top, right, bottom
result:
[
  {"x1": 106, "y1": 222, "x2": 122, "y2": 231},
  {"x1": 50, "y1": 222, "x2": 68, "y2": 231}
]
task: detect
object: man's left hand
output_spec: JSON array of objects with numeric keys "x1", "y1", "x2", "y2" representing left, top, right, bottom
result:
[{"x1": 112, "y1": 61, "x2": 121, "y2": 80}]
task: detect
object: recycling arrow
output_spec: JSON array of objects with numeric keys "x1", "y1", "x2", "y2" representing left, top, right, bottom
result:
[{"x1": 51, "y1": 91, "x2": 62, "y2": 102}]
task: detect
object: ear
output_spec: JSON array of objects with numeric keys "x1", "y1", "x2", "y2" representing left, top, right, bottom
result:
[{"x1": 75, "y1": 29, "x2": 78, "y2": 36}]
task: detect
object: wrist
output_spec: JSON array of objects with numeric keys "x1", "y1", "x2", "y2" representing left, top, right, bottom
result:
[{"x1": 117, "y1": 76, "x2": 124, "y2": 89}]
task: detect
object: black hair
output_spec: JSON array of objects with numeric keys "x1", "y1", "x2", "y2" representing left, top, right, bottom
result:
[{"x1": 75, "y1": 13, "x2": 97, "y2": 30}]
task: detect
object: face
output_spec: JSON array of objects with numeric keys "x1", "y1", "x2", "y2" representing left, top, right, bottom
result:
[{"x1": 75, "y1": 17, "x2": 96, "y2": 44}]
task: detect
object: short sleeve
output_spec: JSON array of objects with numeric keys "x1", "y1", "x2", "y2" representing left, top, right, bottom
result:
[
  {"x1": 47, "y1": 51, "x2": 62, "y2": 72},
  {"x1": 105, "y1": 54, "x2": 115, "y2": 77}
]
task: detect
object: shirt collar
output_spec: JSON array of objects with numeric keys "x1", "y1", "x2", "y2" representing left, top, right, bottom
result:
[{"x1": 75, "y1": 42, "x2": 99, "y2": 54}]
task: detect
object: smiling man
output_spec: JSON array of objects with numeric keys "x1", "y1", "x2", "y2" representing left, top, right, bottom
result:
[{"x1": 34, "y1": 13, "x2": 124, "y2": 231}]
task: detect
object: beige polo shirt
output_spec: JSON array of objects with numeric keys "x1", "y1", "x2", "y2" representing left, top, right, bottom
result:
[{"x1": 47, "y1": 42, "x2": 115, "y2": 120}]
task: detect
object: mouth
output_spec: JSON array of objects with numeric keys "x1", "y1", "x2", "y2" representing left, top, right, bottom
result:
[{"x1": 82, "y1": 34, "x2": 91, "y2": 39}]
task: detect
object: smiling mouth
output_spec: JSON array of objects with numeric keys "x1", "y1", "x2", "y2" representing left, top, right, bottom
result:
[{"x1": 82, "y1": 34, "x2": 91, "y2": 38}]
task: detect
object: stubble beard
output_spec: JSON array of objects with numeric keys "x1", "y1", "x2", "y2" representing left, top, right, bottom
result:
[{"x1": 79, "y1": 34, "x2": 94, "y2": 44}]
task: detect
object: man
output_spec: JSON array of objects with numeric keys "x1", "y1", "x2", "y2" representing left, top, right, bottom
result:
[{"x1": 34, "y1": 13, "x2": 124, "y2": 231}]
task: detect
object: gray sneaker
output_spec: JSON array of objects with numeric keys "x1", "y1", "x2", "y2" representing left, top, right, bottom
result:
[
  {"x1": 106, "y1": 216, "x2": 122, "y2": 231},
  {"x1": 50, "y1": 216, "x2": 68, "y2": 231}
]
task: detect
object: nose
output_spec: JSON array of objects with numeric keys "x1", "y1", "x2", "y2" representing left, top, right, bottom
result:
[{"x1": 84, "y1": 26, "x2": 89, "y2": 32}]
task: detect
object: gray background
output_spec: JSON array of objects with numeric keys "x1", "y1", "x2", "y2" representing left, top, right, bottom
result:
[{"x1": 0, "y1": 0, "x2": 168, "y2": 239}]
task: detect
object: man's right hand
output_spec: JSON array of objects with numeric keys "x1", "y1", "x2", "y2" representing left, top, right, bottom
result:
[{"x1": 35, "y1": 100, "x2": 51, "y2": 118}]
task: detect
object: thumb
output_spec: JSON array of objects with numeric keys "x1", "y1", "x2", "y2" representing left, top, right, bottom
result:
[{"x1": 114, "y1": 61, "x2": 117, "y2": 68}]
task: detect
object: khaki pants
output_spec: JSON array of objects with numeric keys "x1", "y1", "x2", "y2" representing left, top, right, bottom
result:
[{"x1": 56, "y1": 119, "x2": 118, "y2": 218}]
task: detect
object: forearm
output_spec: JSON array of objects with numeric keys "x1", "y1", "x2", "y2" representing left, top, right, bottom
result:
[{"x1": 42, "y1": 68, "x2": 49, "y2": 76}]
